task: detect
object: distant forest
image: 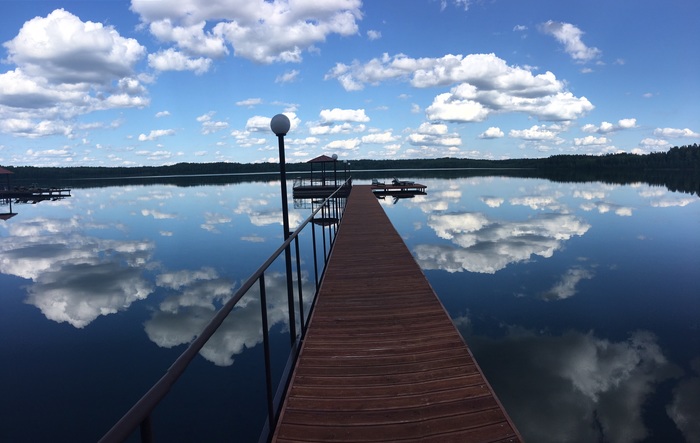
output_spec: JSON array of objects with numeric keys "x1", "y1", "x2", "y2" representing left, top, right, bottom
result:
[{"x1": 3, "y1": 144, "x2": 700, "y2": 195}]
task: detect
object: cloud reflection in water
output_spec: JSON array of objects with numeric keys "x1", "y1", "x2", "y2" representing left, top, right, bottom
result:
[
  {"x1": 580, "y1": 201, "x2": 633, "y2": 216},
  {"x1": 234, "y1": 196, "x2": 304, "y2": 228},
  {"x1": 1, "y1": 216, "x2": 155, "y2": 328},
  {"x1": 415, "y1": 212, "x2": 590, "y2": 274},
  {"x1": 666, "y1": 358, "x2": 700, "y2": 442},
  {"x1": 27, "y1": 261, "x2": 153, "y2": 328},
  {"x1": 542, "y1": 266, "x2": 595, "y2": 300},
  {"x1": 145, "y1": 268, "x2": 313, "y2": 366},
  {"x1": 466, "y1": 327, "x2": 681, "y2": 443},
  {"x1": 376, "y1": 177, "x2": 700, "y2": 441}
]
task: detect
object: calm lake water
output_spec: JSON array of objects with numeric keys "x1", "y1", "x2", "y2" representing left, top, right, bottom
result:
[{"x1": 1, "y1": 173, "x2": 699, "y2": 442}]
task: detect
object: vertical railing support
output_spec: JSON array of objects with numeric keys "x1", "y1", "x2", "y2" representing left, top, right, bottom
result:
[
  {"x1": 311, "y1": 221, "x2": 319, "y2": 291},
  {"x1": 321, "y1": 205, "x2": 328, "y2": 261},
  {"x1": 294, "y1": 237, "x2": 305, "y2": 332},
  {"x1": 139, "y1": 415, "x2": 153, "y2": 443},
  {"x1": 283, "y1": 237, "x2": 296, "y2": 345},
  {"x1": 326, "y1": 204, "x2": 333, "y2": 255},
  {"x1": 259, "y1": 276, "x2": 275, "y2": 428},
  {"x1": 333, "y1": 198, "x2": 339, "y2": 237}
]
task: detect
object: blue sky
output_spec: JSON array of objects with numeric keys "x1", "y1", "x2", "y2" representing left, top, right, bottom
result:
[{"x1": 0, "y1": 0, "x2": 698, "y2": 167}]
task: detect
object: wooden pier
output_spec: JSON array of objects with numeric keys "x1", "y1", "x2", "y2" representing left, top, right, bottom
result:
[
  {"x1": 272, "y1": 186, "x2": 521, "y2": 442},
  {"x1": 371, "y1": 179, "x2": 427, "y2": 200},
  {"x1": 1, "y1": 187, "x2": 71, "y2": 203}
]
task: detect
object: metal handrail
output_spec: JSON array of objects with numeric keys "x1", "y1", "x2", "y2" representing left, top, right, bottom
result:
[
  {"x1": 99, "y1": 178, "x2": 351, "y2": 443},
  {"x1": 293, "y1": 176, "x2": 351, "y2": 188}
]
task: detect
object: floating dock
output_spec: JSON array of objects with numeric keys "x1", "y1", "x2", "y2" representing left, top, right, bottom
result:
[{"x1": 371, "y1": 180, "x2": 427, "y2": 199}]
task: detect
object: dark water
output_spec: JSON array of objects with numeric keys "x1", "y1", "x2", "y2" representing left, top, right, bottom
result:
[{"x1": 1, "y1": 175, "x2": 698, "y2": 442}]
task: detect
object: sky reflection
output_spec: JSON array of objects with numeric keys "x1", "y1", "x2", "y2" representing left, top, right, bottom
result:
[
  {"x1": 145, "y1": 268, "x2": 313, "y2": 366},
  {"x1": 1, "y1": 215, "x2": 154, "y2": 327},
  {"x1": 465, "y1": 327, "x2": 681, "y2": 443},
  {"x1": 415, "y1": 211, "x2": 590, "y2": 274},
  {"x1": 542, "y1": 265, "x2": 595, "y2": 300},
  {"x1": 0, "y1": 181, "x2": 303, "y2": 337},
  {"x1": 1, "y1": 176, "x2": 698, "y2": 442},
  {"x1": 381, "y1": 176, "x2": 700, "y2": 443}
]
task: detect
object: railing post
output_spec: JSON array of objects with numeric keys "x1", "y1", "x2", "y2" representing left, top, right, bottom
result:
[
  {"x1": 294, "y1": 236, "x2": 305, "y2": 332},
  {"x1": 259, "y1": 276, "x2": 275, "y2": 428},
  {"x1": 140, "y1": 415, "x2": 153, "y2": 443},
  {"x1": 283, "y1": 239, "x2": 296, "y2": 345},
  {"x1": 311, "y1": 220, "x2": 319, "y2": 291},
  {"x1": 333, "y1": 198, "x2": 339, "y2": 237},
  {"x1": 321, "y1": 205, "x2": 328, "y2": 261},
  {"x1": 325, "y1": 205, "x2": 332, "y2": 255}
]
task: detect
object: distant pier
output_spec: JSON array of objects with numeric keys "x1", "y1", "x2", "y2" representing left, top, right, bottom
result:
[
  {"x1": 1, "y1": 187, "x2": 72, "y2": 204},
  {"x1": 371, "y1": 178, "x2": 427, "y2": 199}
]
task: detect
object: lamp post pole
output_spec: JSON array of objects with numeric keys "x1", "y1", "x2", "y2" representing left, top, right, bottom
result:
[
  {"x1": 270, "y1": 114, "x2": 297, "y2": 344},
  {"x1": 332, "y1": 153, "x2": 338, "y2": 187}
]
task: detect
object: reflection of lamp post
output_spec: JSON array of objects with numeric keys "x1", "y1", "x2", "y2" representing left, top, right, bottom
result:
[{"x1": 270, "y1": 114, "x2": 296, "y2": 343}]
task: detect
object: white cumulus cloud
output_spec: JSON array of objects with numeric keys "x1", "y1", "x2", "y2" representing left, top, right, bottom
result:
[
  {"x1": 276, "y1": 70, "x2": 300, "y2": 83},
  {"x1": 367, "y1": 30, "x2": 382, "y2": 40},
  {"x1": 582, "y1": 118, "x2": 637, "y2": 134},
  {"x1": 574, "y1": 136, "x2": 609, "y2": 146},
  {"x1": 319, "y1": 108, "x2": 370, "y2": 124},
  {"x1": 408, "y1": 122, "x2": 462, "y2": 147},
  {"x1": 480, "y1": 127, "x2": 504, "y2": 139},
  {"x1": 0, "y1": 9, "x2": 149, "y2": 138},
  {"x1": 131, "y1": 0, "x2": 362, "y2": 64},
  {"x1": 138, "y1": 129, "x2": 176, "y2": 141},
  {"x1": 324, "y1": 138, "x2": 361, "y2": 151},
  {"x1": 148, "y1": 48, "x2": 212, "y2": 74},
  {"x1": 148, "y1": 19, "x2": 229, "y2": 58},
  {"x1": 325, "y1": 53, "x2": 594, "y2": 122},
  {"x1": 510, "y1": 125, "x2": 559, "y2": 141},
  {"x1": 361, "y1": 131, "x2": 399, "y2": 144},
  {"x1": 539, "y1": 21, "x2": 601, "y2": 63},
  {"x1": 4, "y1": 9, "x2": 145, "y2": 83},
  {"x1": 197, "y1": 112, "x2": 229, "y2": 134},
  {"x1": 653, "y1": 127, "x2": 700, "y2": 138}
]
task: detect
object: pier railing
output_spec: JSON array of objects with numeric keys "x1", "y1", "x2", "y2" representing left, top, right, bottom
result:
[
  {"x1": 99, "y1": 179, "x2": 351, "y2": 443},
  {"x1": 293, "y1": 176, "x2": 348, "y2": 188}
]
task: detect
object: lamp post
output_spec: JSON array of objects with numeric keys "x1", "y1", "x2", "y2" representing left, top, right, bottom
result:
[
  {"x1": 270, "y1": 113, "x2": 297, "y2": 344},
  {"x1": 332, "y1": 153, "x2": 338, "y2": 187}
]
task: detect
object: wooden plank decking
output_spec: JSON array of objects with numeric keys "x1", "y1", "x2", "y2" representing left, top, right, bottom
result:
[{"x1": 272, "y1": 185, "x2": 522, "y2": 443}]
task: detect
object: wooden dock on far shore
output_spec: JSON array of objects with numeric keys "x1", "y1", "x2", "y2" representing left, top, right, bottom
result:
[
  {"x1": 1, "y1": 187, "x2": 71, "y2": 203},
  {"x1": 272, "y1": 185, "x2": 522, "y2": 442}
]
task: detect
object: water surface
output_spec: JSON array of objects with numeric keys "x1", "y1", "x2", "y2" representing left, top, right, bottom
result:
[
  {"x1": 376, "y1": 175, "x2": 700, "y2": 443},
  {"x1": 1, "y1": 174, "x2": 698, "y2": 442}
]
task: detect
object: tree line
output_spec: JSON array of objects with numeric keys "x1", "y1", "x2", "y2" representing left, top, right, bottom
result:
[{"x1": 3, "y1": 144, "x2": 698, "y2": 187}]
